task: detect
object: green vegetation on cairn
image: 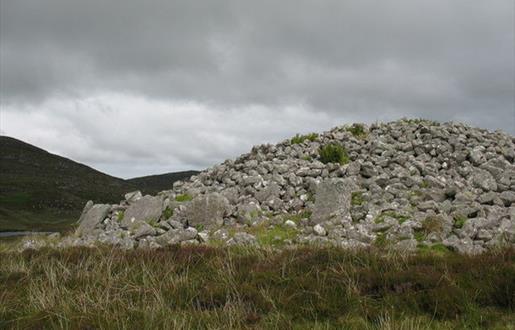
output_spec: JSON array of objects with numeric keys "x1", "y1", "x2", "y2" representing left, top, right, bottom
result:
[
  {"x1": 413, "y1": 216, "x2": 445, "y2": 242},
  {"x1": 162, "y1": 207, "x2": 173, "y2": 219},
  {"x1": 175, "y1": 194, "x2": 193, "y2": 202},
  {"x1": 346, "y1": 123, "x2": 367, "y2": 138},
  {"x1": 291, "y1": 133, "x2": 318, "y2": 144},
  {"x1": 284, "y1": 210, "x2": 312, "y2": 223},
  {"x1": 319, "y1": 143, "x2": 349, "y2": 165},
  {"x1": 420, "y1": 180, "x2": 430, "y2": 188},
  {"x1": 374, "y1": 232, "x2": 389, "y2": 247},
  {"x1": 454, "y1": 215, "x2": 467, "y2": 229},
  {"x1": 351, "y1": 192, "x2": 365, "y2": 206},
  {"x1": 117, "y1": 211, "x2": 125, "y2": 222},
  {"x1": 374, "y1": 211, "x2": 409, "y2": 224}
]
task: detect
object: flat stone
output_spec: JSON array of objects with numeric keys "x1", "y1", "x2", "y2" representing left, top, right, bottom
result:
[
  {"x1": 132, "y1": 222, "x2": 156, "y2": 239},
  {"x1": 155, "y1": 227, "x2": 198, "y2": 246}
]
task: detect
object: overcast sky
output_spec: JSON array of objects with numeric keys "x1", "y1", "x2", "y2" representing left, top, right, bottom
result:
[{"x1": 1, "y1": 0, "x2": 514, "y2": 178}]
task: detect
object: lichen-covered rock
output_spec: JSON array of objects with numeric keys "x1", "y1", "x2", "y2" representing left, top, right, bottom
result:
[
  {"x1": 181, "y1": 193, "x2": 229, "y2": 228},
  {"x1": 121, "y1": 195, "x2": 164, "y2": 230},
  {"x1": 155, "y1": 227, "x2": 198, "y2": 246},
  {"x1": 311, "y1": 178, "x2": 355, "y2": 224},
  {"x1": 77, "y1": 200, "x2": 94, "y2": 223},
  {"x1": 132, "y1": 222, "x2": 157, "y2": 239},
  {"x1": 313, "y1": 224, "x2": 327, "y2": 236},
  {"x1": 76, "y1": 204, "x2": 111, "y2": 236}
]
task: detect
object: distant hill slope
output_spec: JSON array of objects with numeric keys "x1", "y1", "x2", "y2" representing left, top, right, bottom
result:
[
  {"x1": 127, "y1": 171, "x2": 199, "y2": 195},
  {"x1": 0, "y1": 136, "x2": 197, "y2": 232}
]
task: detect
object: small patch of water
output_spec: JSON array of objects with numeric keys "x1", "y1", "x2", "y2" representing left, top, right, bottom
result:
[{"x1": 0, "y1": 231, "x2": 54, "y2": 238}]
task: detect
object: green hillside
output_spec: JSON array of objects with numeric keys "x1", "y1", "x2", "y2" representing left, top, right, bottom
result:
[
  {"x1": 0, "y1": 136, "x2": 197, "y2": 232},
  {"x1": 127, "y1": 171, "x2": 199, "y2": 195}
]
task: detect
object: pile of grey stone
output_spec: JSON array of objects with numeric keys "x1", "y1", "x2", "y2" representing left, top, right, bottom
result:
[{"x1": 63, "y1": 119, "x2": 515, "y2": 254}]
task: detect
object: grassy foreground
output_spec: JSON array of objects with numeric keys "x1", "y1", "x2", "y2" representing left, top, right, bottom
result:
[{"x1": 0, "y1": 244, "x2": 514, "y2": 330}]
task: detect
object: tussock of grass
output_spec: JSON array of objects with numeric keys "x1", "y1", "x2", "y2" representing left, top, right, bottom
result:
[
  {"x1": 284, "y1": 211, "x2": 312, "y2": 223},
  {"x1": 417, "y1": 243, "x2": 452, "y2": 256},
  {"x1": 291, "y1": 133, "x2": 318, "y2": 144},
  {"x1": 0, "y1": 245, "x2": 513, "y2": 329},
  {"x1": 247, "y1": 223, "x2": 298, "y2": 247},
  {"x1": 319, "y1": 143, "x2": 349, "y2": 165},
  {"x1": 346, "y1": 123, "x2": 367, "y2": 138}
]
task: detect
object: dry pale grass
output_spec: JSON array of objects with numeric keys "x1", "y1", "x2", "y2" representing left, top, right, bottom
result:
[{"x1": 0, "y1": 244, "x2": 514, "y2": 329}]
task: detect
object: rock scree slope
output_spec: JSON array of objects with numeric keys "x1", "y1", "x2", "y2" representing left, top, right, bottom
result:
[{"x1": 58, "y1": 120, "x2": 515, "y2": 254}]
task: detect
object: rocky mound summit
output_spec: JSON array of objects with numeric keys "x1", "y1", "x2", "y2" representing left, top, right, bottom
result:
[{"x1": 61, "y1": 119, "x2": 515, "y2": 254}]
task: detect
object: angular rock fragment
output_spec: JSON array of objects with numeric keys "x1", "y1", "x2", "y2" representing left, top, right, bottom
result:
[{"x1": 76, "y1": 203, "x2": 111, "y2": 236}]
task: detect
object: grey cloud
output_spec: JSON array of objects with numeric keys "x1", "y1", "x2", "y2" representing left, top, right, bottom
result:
[
  {"x1": 0, "y1": 0, "x2": 513, "y2": 177},
  {"x1": 1, "y1": 96, "x2": 337, "y2": 177},
  {"x1": 2, "y1": 1, "x2": 513, "y2": 108}
]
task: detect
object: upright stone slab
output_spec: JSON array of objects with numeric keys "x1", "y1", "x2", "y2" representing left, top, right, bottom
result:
[
  {"x1": 184, "y1": 192, "x2": 229, "y2": 228},
  {"x1": 121, "y1": 195, "x2": 164, "y2": 230},
  {"x1": 76, "y1": 203, "x2": 111, "y2": 236},
  {"x1": 76, "y1": 200, "x2": 94, "y2": 224},
  {"x1": 311, "y1": 178, "x2": 355, "y2": 224}
]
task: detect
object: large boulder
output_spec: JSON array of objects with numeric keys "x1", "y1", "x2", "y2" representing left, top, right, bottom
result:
[
  {"x1": 311, "y1": 178, "x2": 356, "y2": 224},
  {"x1": 76, "y1": 203, "x2": 111, "y2": 236},
  {"x1": 183, "y1": 192, "x2": 229, "y2": 228},
  {"x1": 121, "y1": 195, "x2": 164, "y2": 230},
  {"x1": 155, "y1": 227, "x2": 198, "y2": 246}
]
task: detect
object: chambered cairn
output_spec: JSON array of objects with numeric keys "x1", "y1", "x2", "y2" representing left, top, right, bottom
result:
[{"x1": 66, "y1": 119, "x2": 515, "y2": 254}]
